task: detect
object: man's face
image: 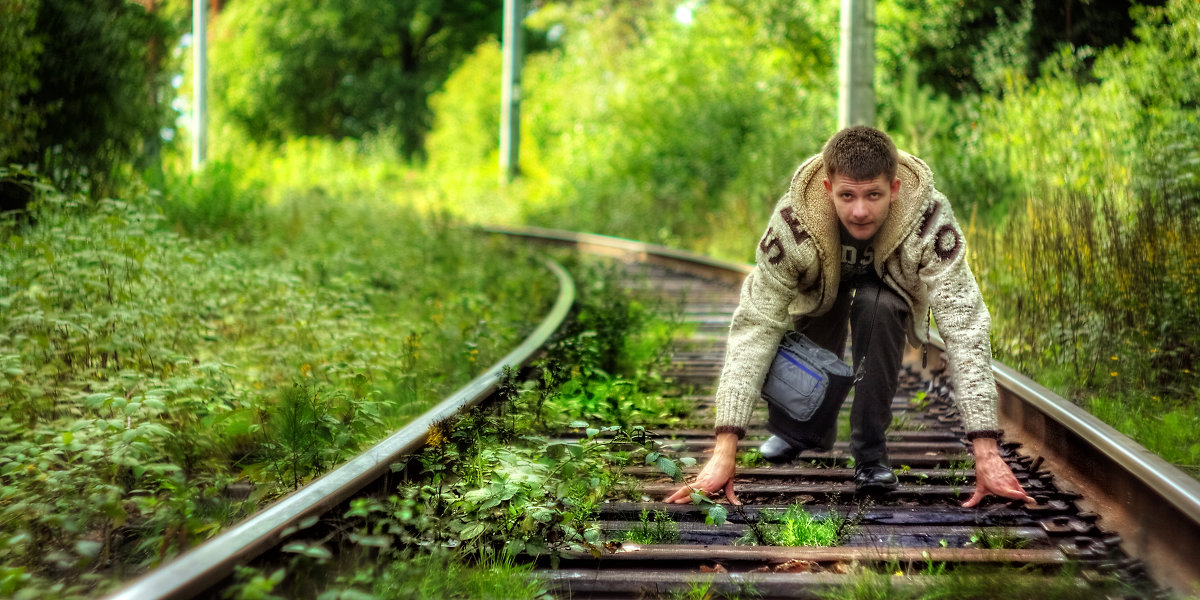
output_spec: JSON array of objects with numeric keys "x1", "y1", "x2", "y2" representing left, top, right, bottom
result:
[{"x1": 824, "y1": 173, "x2": 901, "y2": 241}]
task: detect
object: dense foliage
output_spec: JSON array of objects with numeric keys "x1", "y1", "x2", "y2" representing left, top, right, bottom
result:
[
  {"x1": 209, "y1": 0, "x2": 502, "y2": 158},
  {"x1": 425, "y1": 0, "x2": 839, "y2": 255},
  {"x1": 417, "y1": 0, "x2": 1200, "y2": 468},
  {"x1": 0, "y1": 0, "x2": 42, "y2": 172},
  {"x1": 0, "y1": 175, "x2": 557, "y2": 596},
  {"x1": 876, "y1": 0, "x2": 1161, "y2": 97},
  {"x1": 0, "y1": 0, "x2": 181, "y2": 197}
]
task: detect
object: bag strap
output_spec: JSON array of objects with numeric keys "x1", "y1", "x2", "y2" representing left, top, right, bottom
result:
[{"x1": 850, "y1": 284, "x2": 883, "y2": 387}]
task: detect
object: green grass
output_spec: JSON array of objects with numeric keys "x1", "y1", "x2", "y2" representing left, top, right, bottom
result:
[
  {"x1": 371, "y1": 550, "x2": 551, "y2": 600},
  {"x1": 1089, "y1": 395, "x2": 1200, "y2": 477},
  {"x1": 625, "y1": 509, "x2": 681, "y2": 544},
  {"x1": 816, "y1": 564, "x2": 1125, "y2": 600},
  {"x1": 968, "y1": 528, "x2": 1028, "y2": 550},
  {"x1": 742, "y1": 503, "x2": 850, "y2": 547}
]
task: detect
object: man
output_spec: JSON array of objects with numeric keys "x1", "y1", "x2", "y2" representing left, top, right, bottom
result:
[{"x1": 665, "y1": 126, "x2": 1030, "y2": 506}]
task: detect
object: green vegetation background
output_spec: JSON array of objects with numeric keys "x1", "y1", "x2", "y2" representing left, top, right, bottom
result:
[{"x1": 174, "y1": 0, "x2": 1200, "y2": 475}]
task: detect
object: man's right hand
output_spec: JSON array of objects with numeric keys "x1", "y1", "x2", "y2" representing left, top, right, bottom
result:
[{"x1": 663, "y1": 432, "x2": 741, "y2": 505}]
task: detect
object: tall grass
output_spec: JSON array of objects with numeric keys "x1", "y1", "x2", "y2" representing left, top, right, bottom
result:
[{"x1": 970, "y1": 186, "x2": 1200, "y2": 469}]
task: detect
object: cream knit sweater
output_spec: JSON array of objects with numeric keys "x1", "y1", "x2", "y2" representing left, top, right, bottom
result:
[{"x1": 714, "y1": 152, "x2": 1000, "y2": 436}]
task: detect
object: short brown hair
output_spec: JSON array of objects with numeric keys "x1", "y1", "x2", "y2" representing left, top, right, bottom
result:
[{"x1": 822, "y1": 126, "x2": 899, "y2": 182}]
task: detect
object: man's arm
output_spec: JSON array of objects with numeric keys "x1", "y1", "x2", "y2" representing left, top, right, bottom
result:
[
  {"x1": 964, "y1": 437, "x2": 1033, "y2": 506},
  {"x1": 664, "y1": 432, "x2": 740, "y2": 504},
  {"x1": 916, "y1": 192, "x2": 1029, "y2": 505},
  {"x1": 663, "y1": 195, "x2": 817, "y2": 503}
]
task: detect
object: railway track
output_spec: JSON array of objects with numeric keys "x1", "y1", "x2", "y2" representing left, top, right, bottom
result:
[{"x1": 107, "y1": 227, "x2": 1200, "y2": 600}]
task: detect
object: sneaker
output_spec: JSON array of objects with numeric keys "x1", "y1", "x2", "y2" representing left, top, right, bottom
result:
[
  {"x1": 853, "y1": 459, "x2": 898, "y2": 493},
  {"x1": 760, "y1": 435, "x2": 802, "y2": 464}
]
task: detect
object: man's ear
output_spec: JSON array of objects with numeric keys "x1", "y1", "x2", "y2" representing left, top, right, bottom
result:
[
  {"x1": 823, "y1": 178, "x2": 833, "y2": 193},
  {"x1": 890, "y1": 178, "x2": 901, "y2": 197}
]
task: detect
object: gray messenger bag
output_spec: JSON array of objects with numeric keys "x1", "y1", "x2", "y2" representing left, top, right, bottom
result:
[{"x1": 760, "y1": 331, "x2": 855, "y2": 452}]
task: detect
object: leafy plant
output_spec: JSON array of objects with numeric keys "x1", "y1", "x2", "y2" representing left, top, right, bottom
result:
[
  {"x1": 625, "y1": 509, "x2": 681, "y2": 544},
  {"x1": 0, "y1": 176, "x2": 557, "y2": 596},
  {"x1": 208, "y1": 0, "x2": 501, "y2": 157},
  {"x1": 739, "y1": 503, "x2": 856, "y2": 547},
  {"x1": 737, "y1": 449, "x2": 766, "y2": 469},
  {"x1": 968, "y1": 528, "x2": 1028, "y2": 550}
]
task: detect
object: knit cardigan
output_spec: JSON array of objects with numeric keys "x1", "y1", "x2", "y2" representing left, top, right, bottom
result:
[{"x1": 714, "y1": 151, "x2": 1000, "y2": 436}]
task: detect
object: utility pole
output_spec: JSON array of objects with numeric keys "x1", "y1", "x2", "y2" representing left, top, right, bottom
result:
[
  {"x1": 838, "y1": 0, "x2": 874, "y2": 129},
  {"x1": 500, "y1": 0, "x2": 523, "y2": 183},
  {"x1": 192, "y1": 0, "x2": 208, "y2": 169}
]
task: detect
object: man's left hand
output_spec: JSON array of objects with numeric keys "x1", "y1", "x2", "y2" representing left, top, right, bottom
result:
[{"x1": 962, "y1": 437, "x2": 1034, "y2": 508}]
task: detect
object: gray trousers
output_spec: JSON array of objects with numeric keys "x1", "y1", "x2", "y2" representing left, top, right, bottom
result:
[{"x1": 793, "y1": 277, "x2": 909, "y2": 464}]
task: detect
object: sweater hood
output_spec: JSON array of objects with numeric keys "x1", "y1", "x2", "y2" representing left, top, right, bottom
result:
[{"x1": 785, "y1": 150, "x2": 936, "y2": 310}]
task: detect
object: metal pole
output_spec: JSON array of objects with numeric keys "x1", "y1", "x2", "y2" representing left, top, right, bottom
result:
[
  {"x1": 499, "y1": 0, "x2": 523, "y2": 183},
  {"x1": 192, "y1": 0, "x2": 207, "y2": 170},
  {"x1": 838, "y1": 0, "x2": 874, "y2": 129}
]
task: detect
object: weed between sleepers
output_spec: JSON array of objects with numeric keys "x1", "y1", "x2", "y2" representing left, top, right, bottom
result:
[
  {"x1": 625, "y1": 509, "x2": 682, "y2": 544},
  {"x1": 733, "y1": 499, "x2": 868, "y2": 547},
  {"x1": 814, "y1": 563, "x2": 1131, "y2": 600}
]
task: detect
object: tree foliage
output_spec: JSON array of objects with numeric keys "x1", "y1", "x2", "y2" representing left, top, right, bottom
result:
[
  {"x1": 426, "y1": 0, "x2": 839, "y2": 257},
  {"x1": 877, "y1": 0, "x2": 1164, "y2": 97},
  {"x1": 0, "y1": 0, "x2": 180, "y2": 199},
  {"x1": 210, "y1": 0, "x2": 502, "y2": 158},
  {"x1": 12, "y1": 0, "x2": 177, "y2": 192},
  {"x1": 0, "y1": 0, "x2": 43, "y2": 170}
]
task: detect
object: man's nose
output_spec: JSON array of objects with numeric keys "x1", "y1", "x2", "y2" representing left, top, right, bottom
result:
[{"x1": 852, "y1": 200, "x2": 869, "y2": 219}]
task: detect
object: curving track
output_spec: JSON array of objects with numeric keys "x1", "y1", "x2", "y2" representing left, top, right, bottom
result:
[{"x1": 106, "y1": 227, "x2": 1200, "y2": 599}]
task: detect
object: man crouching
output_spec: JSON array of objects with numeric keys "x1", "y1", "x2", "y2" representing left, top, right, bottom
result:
[{"x1": 665, "y1": 126, "x2": 1030, "y2": 506}]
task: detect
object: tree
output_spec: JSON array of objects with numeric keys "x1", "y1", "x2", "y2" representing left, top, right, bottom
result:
[
  {"x1": 878, "y1": 0, "x2": 1165, "y2": 97},
  {"x1": 2, "y1": 0, "x2": 176, "y2": 198},
  {"x1": 0, "y1": 0, "x2": 42, "y2": 172},
  {"x1": 211, "y1": 0, "x2": 503, "y2": 158}
]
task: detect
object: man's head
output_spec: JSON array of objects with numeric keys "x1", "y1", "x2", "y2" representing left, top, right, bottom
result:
[{"x1": 821, "y1": 126, "x2": 901, "y2": 241}]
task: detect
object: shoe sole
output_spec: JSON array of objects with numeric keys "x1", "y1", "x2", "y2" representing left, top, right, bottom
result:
[
  {"x1": 855, "y1": 482, "x2": 898, "y2": 494},
  {"x1": 762, "y1": 453, "x2": 798, "y2": 464}
]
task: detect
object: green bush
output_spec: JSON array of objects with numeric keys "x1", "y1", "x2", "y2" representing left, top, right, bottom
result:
[
  {"x1": 422, "y1": 0, "x2": 838, "y2": 260},
  {"x1": 209, "y1": 0, "x2": 501, "y2": 158},
  {"x1": 0, "y1": 0, "x2": 42, "y2": 170},
  {"x1": 18, "y1": 0, "x2": 175, "y2": 193}
]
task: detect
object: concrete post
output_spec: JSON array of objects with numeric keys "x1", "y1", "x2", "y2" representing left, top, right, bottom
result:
[
  {"x1": 192, "y1": 0, "x2": 207, "y2": 169},
  {"x1": 838, "y1": 0, "x2": 875, "y2": 129},
  {"x1": 500, "y1": 0, "x2": 524, "y2": 183}
]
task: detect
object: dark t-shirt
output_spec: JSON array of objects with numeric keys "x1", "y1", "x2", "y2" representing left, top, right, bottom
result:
[{"x1": 839, "y1": 224, "x2": 880, "y2": 286}]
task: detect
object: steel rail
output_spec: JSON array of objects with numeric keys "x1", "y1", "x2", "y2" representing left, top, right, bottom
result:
[
  {"x1": 926, "y1": 333, "x2": 1200, "y2": 594},
  {"x1": 480, "y1": 225, "x2": 753, "y2": 284},
  {"x1": 487, "y1": 224, "x2": 1200, "y2": 595},
  {"x1": 105, "y1": 259, "x2": 576, "y2": 600}
]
